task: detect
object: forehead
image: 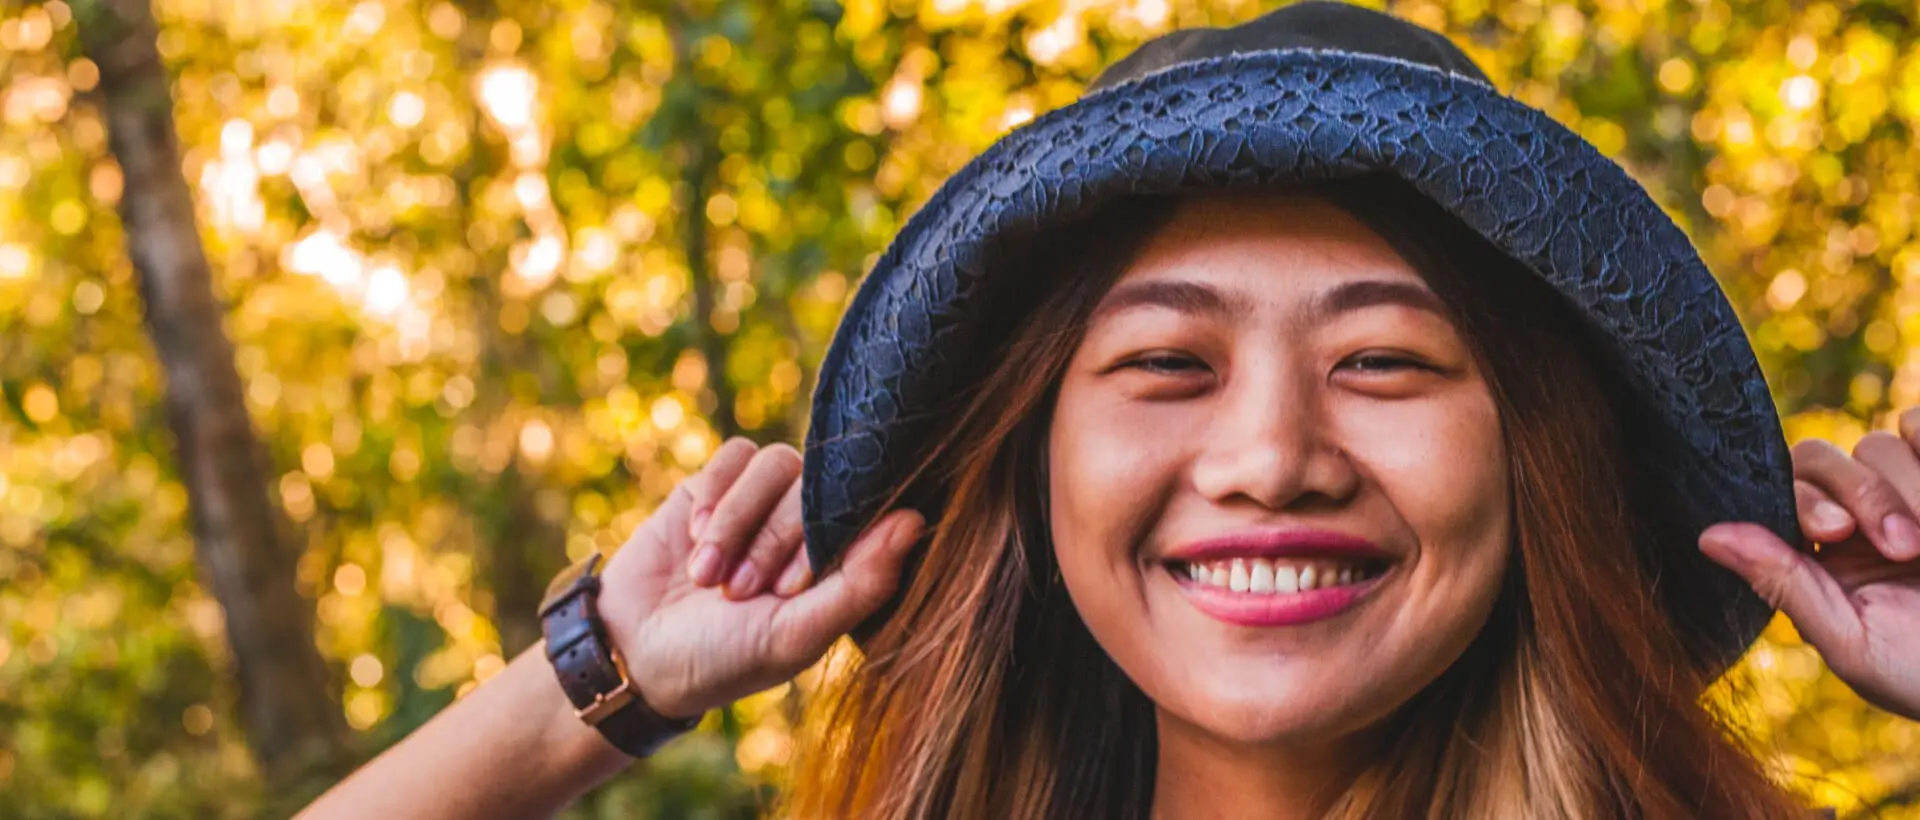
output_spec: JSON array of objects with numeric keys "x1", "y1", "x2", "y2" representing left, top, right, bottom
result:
[{"x1": 1118, "y1": 191, "x2": 1424, "y2": 289}]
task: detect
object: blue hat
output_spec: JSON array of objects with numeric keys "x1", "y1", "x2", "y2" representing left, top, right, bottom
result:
[{"x1": 801, "y1": 1, "x2": 1798, "y2": 669}]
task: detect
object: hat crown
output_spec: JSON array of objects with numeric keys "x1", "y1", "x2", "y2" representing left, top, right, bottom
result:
[{"x1": 1088, "y1": 0, "x2": 1491, "y2": 91}]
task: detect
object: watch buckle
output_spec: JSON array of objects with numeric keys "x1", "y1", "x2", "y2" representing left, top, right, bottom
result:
[
  {"x1": 577, "y1": 679, "x2": 636, "y2": 725},
  {"x1": 576, "y1": 646, "x2": 636, "y2": 725}
]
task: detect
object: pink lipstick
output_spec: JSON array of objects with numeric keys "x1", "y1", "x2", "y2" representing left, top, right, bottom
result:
[{"x1": 1161, "y1": 528, "x2": 1393, "y2": 627}]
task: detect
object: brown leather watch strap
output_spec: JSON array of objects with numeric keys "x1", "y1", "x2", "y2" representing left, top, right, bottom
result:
[{"x1": 538, "y1": 554, "x2": 700, "y2": 758}]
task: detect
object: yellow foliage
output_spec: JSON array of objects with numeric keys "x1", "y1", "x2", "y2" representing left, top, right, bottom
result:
[{"x1": 5, "y1": 0, "x2": 1920, "y2": 815}]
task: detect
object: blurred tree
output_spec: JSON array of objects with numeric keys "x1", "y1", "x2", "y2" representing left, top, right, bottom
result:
[
  {"x1": 72, "y1": 0, "x2": 351, "y2": 787},
  {"x1": 666, "y1": 13, "x2": 737, "y2": 442},
  {"x1": 5, "y1": 0, "x2": 1920, "y2": 816},
  {"x1": 443, "y1": 0, "x2": 569, "y2": 659}
]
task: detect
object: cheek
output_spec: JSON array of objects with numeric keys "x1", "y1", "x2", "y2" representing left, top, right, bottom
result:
[
  {"x1": 1045, "y1": 382, "x2": 1184, "y2": 563},
  {"x1": 1347, "y1": 392, "x2": 1512, "y2": 658},
  {"x1": 1044, "y1": 380, "x2": 1191, "y2": 659},
  {"x1": 1360, "y1": 397, "x2": 1509, "y2": 551}
]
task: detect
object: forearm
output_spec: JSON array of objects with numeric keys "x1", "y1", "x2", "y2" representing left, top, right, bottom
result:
[{"x1": 299, "y1": 645, "x2": 633, "y2": 820}]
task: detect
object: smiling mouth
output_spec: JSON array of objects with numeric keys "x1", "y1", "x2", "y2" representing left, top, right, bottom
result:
[
  {"x1": 1168, "y1": 556, "x2": 1391, "y2": 595},
  {"x1": 1163, "y1": 556, "x2": 1393, "y2": 627}
]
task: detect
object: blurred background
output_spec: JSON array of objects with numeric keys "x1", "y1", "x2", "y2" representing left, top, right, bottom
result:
[{"x1": 2, "y1": 0, "x2": 1918, "y2": 816}]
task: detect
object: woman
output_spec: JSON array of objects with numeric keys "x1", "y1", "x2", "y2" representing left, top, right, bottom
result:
[{"x1": 306, "y1": 4, "x2": 1920, "y2": 818}]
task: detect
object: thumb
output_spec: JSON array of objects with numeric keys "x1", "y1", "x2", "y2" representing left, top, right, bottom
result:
[
  {"x1": 1699, "y1": 522, "x2": 1861, "y2": 656},
  {"x1": 768, "y1": 510, "x2": 925, "y2": 664}
]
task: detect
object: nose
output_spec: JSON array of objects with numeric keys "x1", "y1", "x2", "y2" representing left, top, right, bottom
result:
[{"x1": 1188, "y1": 362, "x2": 1360, "y2": 511}]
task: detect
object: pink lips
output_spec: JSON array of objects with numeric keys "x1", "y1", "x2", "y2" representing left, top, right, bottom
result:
[{"x1": 1161, "y1": 528, "x2": 1393, "y2": 628}]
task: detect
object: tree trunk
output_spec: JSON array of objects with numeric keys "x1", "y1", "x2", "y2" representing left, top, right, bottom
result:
[
  {"x1": 683, "y1": 136, "x2": 740, "y2": 440},
  {"x1": 483, "y1": 461, "x2": 565, "y2": 655},
  {"x1": 78, "y1": 0, "x2": 350, "y2": 784}
]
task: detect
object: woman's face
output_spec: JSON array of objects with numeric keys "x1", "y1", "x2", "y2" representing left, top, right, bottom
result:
[{"x1": 1047, "y1": 191, "x2": 1511, "y2": 749}]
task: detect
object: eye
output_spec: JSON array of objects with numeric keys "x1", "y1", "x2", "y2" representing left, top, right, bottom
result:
[
  {"x1": 1339, "y1": 352, "x2": 1435, "y2": 374},
  {"x1": 1121, "y1": 352, "x2": 1210, "y2": 376}
]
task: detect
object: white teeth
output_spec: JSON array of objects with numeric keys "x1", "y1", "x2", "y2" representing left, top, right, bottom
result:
[
  {"x1": 1178, "y1": 558, "x2": 1375, "y2": 593},
  {"x1": 1249, "y1": 560, "x2": 1274, "y2": 593},
  {"x1": 1275, "y1": 564, "x2": 1298, "y2": 593}
]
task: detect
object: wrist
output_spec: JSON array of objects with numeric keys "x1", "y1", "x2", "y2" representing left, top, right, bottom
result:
[
  {"x1": 592, "y1": 559, "x2": 705, "y2": 722},
  {"x1": 528, "y1": 646, "x2": 636, "y2": 775},
  {"x1": 588, "y1": 570, "x2": 652, "y2": 702},
  {"x1": 538, "y1": 554, "x2": 703, "y2": 757}
]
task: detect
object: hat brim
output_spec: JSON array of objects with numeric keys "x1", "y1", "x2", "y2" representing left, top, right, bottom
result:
[{"x1": 801, "y1": 48, "x2": 1795, "y2": 671}]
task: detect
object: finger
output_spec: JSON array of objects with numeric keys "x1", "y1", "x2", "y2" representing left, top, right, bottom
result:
[
  {"x1": 1897, "y1": 406, "x2": 1920, "y2": 449},
  {"x1": 692, "y1": 444, "x2": 802, "y2": 589},
  {"x1": 683, "y1": 437, "x2": 760, "y2": 540},
  {"x1": 678, "y1": 438, "x2": 760, "y2": 583},
  {"x1": 726, "y1": 477, "x2": 804, "y2": 599},
  {"x1": 1852, "y1": 431, "x2": 1920, "y2": 560},
  {"x1": 1853, "y1": 430, "x2": 1920, "y2": 508},
  {"x1": 627, "y1": 436, "x2": 756, "y2": 566},
  {"x1": 1795, "y1": 479, "x2": 1857, "y2": 543},
  {"x1": 772, "y1": 543, "x2": 814, "y2": 598},
  {"x1": 1896, "y1": 404, "x2": 1920, "y2": 551},
  {"x1": 1699, "y1": 522, "x2": 1863, "y2": 660},
  {"x1": 768, "y1": 510, "x2": 925, "y2": 666},
  {"x1": 1794, "y1": 438, "x2": 1920, "y2": 561}
]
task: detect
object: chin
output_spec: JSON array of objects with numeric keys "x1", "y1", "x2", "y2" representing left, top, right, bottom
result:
[{"x1": 1161, "y1": 659, "x2": 1412, "y2": 748}]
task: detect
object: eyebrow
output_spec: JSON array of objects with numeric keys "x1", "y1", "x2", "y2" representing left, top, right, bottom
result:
[
  {"x1": 1307, "y1": 279, "x2": 1450, "y2": 323},
  {"x1": 1090, "y1": 280, "x2": 1252, "y2": 323},
  {"x1": 1088, "y1": 277, "x2": 1449, "y2": 325}
]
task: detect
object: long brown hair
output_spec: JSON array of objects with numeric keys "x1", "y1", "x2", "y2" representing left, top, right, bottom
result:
[{"x1": 781, "y1": 176, "x2": 1807, "y2": 819}]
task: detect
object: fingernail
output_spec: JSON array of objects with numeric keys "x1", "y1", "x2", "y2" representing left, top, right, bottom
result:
[
  {"x1": 1699, "y1": 530, "x2": 1731, "y2": 554},
  {"x1": 1699, "y1": 529, "x2": 1752, "y2": 566},
  {"x1": 727, "y1": 561, "x2": 760, "y2": 597},
  {"x1": 1883, "y1": 514, "x2": 1920, "y2": 559},
  {"x1": 1812, "y1": 501, "x2": 1849, "y2": 532},
  {"x1": 688, "y1": 545, "x2": 723, "y2": 585},
  {"x1": 774, "y1": 559, "x2": 813, "y2": 596},
  {"x1": 689, "y1": 509, "x2": 710, "y2": 541},
  {"x1": 890, "y1": 513, "x2": 923, "y2": 543}
]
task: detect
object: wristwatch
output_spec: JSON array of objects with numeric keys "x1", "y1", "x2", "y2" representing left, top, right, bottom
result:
[{"x1": 538, "y1": 553, "x2": 701, "y2": 757}]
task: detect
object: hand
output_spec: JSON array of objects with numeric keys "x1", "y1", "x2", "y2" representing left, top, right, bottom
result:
[
  {"x1": 1700, "y1": 408, "x2": 1920, "y2": 721},
  {"x1": 591, "y1": 438, "x2": 924, "y2": 720}
]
